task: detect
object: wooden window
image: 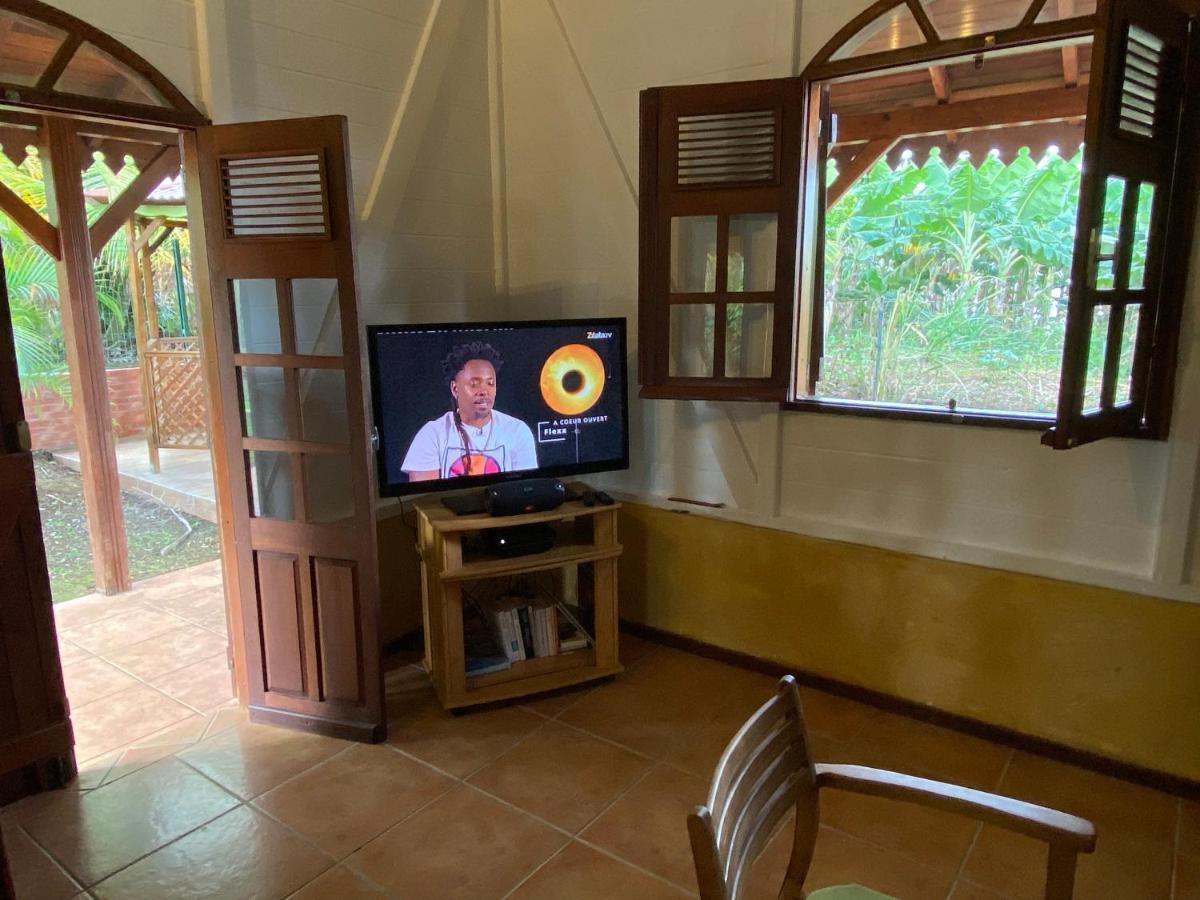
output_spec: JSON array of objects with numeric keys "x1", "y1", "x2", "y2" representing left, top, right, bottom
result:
[
  {"x1": 638, "y1": 79, "x2": 803, "y2": 400},
  {"x1": 1045, "y1": 0, "x2": 1195, "y2": 447},
  {"x1": 637, "y1": 0, "x2": 1199, "y2": 447}
]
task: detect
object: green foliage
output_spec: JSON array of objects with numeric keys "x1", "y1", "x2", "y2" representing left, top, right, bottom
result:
[
  {"x1": 0, "y1": 147, "x2": 192, "y2": 407},
  {"x1": 820, "y1": 144, "x2": 1085, "y2": 413}
]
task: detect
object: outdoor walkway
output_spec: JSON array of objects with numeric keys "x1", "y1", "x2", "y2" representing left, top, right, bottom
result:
[
  {"x1": 55, "y1": 437, "x2": 216, "y2": 522},
  {"x1": 51, "y1": 559, "x2": 235, "y2": 770}
]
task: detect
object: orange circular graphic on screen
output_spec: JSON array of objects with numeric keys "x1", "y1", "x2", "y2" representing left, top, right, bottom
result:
[
  {"x1": 449, "y1": 453, "x2": 501, "y2": 477},
  {"x1": 540, "y1": 344, "x2": 605, "y2": 415}
]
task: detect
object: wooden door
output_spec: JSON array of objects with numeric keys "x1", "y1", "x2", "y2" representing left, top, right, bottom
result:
[
  {"x1": 187, "y1": 117, "x2": 383, "y2": 741},
  {"x1": 0, "y1": 240, "x2": 75, "y2": 798}
]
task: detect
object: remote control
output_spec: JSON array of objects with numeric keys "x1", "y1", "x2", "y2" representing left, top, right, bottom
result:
[{"x1": 594, "y1": 490, "x2": 614, "y2": 505}]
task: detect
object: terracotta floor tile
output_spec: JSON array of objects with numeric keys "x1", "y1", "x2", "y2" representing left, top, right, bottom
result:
[
  {"x1": 805, "y1": 824, "x2": 956, "y2": 898},
  {"x1": 845, "y1": 711, "x2": 1012, "y2": 790},
  {"x1": 819, "y1": 784, "x2": 980, "y2": 876},
  {"x1": 70, "y1": 683, "x2": 197, "y2": 763},
  {"x1": 797, "y1": 687, "x2": 879, "y2": 743},
  {"x1": 996, "y1": 751, "x2": 1177, "y2": 843},
  {"x1": 385, "y1": 671, "x2": 544, "y2": 778},
  {"x1": 71, "y1": 752, "x2": 119, "y2": 790},
  {"x1": 56, "y1": 638, "x2": 93, "y2": 666},
  {"x1": 509, "y1": 840, "x2": 692, "y2": 899},
  {"x1": 347, "y1": 785, "x2": 567, "y2": 900},
  {"x1": 138, "y1": 585, "x2": 225, "y2": 625},
  {"x1": 254, "y1": 743, "x2": 453, "y2": 859},
  {"x1": 128, "y1": 713, "x2": 211, "y2": 749},
  {"x1": 24, "y1": 757, "x2": 239, "y2": 887},
  {"x1": 289, "y1": 864, "x2": 388, "y2": 899},
  {"x1": 101, "y1": 625, "x2": 227, "y2": 680},
  {"x1": 196, "y1": 611, "x2": 229, "y2": 636},
  {"x1": 961, "y1": 819, "x2": 1173, "y2": 900},
  {"x1": 150, "y1": 653, "x2": 235, "y2": 712},
  {"x1": 53, "y1": 594, "x2": 140, "y2": 632},
  {"x1": 60, "y1": 607, "x2": 185, "y2": 656},
  {"x1": 557, "y1": 674, "x2": 715, "y2": 761},
  {"x1": 469, "y1": 720, "x2": 653, "y2": 832},
  {"x1": 617, "y1": 633, "x2": 665, "y2": 669},
  {"x1": 2, "y1": 823, "x2": 82, "y2": 900},
  {"x1": 90, "y1": 805, "x2": 333, "y2": 900},
  {"x1": 61, "y1": 657, "x2": 142, "y2": 708},
  {"x1": 581, "y1": 762, "x2": 708, "y2": 891},
  {"x1": 949, "y1": 879, "x2": 1019, "y2": 899},
  {"x1": 519, "y1": 683, "x2": 598, "y2": 719},
  {"x1": 178, "y1": 720, "x2": 348, "y2": 800},
  {"x1": 201, "y1": 703, "x2": 248, "y2": 739},
  {"x1": 1181, "y1": 800, "x2": 1200, "y2": 850},
  {"x1": 101, "y1": 743, "x2": 189, "y2": 787},
  {"x1": 1176, "y1": 850, "x2": 1200, "y2": 900},
  {"x1": 1, "y1": 783, "x2": 86, "y2": 827}
]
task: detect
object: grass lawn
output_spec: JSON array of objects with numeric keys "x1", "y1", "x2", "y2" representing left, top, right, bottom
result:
[{"x1": 34, "y1": 453, "x2": 220, "y2": 603}]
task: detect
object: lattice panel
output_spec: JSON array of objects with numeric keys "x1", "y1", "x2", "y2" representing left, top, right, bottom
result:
[{"x1": 147, "y1": 339, "x2": 209, "y2": 449}]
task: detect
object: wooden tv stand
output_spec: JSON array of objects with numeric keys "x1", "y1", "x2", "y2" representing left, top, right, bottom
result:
[{"x1": 414, "y1": 483, "x2": 622, "y2": 710}]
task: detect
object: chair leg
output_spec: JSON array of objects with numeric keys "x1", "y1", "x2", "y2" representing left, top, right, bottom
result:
[{"x1": 1044, "y1": 843, "x2": 1079, "y2": 900}]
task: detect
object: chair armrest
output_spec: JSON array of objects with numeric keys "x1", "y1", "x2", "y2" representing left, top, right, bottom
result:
[{"x1": 813, "y1": 763, "x2": 1096, "y2": 852}]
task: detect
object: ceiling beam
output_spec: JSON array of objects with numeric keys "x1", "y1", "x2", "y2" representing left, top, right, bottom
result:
[
  {"x1": 835, "y1": 86, "x2": 1088, "y2": 145},
  {"x1": 88, "y1": 143, "x2": 180, "y2": 257},
  {"x1": 1058, "y1": 0, "x2": 1079, "y2": 85}
]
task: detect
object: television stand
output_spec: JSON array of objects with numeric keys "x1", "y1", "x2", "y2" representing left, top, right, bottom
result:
[{"x1": 414, "y1": 481, "x2": 622, "y2": 709}]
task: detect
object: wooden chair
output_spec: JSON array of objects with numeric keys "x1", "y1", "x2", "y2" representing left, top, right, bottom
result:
[{"x1": 688, "y1": 676, "x2": 1097, "y2": 900}]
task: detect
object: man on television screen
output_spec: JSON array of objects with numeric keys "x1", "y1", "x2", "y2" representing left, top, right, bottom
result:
[{"x1": 401, "y1": 341, "x2": 538, "y2": 481}]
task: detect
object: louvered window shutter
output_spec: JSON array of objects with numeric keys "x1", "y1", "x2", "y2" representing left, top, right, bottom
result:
[
  {"x1": 1046, "y1": 0, "x2": 1195, "y2": 448},
  {"x1": 638, "y1": 79, "x2": 804, "y2": 400}
]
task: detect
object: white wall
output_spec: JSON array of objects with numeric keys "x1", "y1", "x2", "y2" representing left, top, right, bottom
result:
[
  {"x1": 46, "y1": 0, "x2": 1200, "y2": 599},
  {"x1": 495, "y1": 0, "x2": 1200, "y2": 600}
]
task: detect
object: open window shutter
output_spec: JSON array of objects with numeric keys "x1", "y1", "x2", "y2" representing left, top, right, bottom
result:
[
  {"x1": 639, "y1": 78, "x2": 803, "y2": 400},
  {"x1": 189, "y1": 117, "x2": 383, "y2": 740},
  {"x1": 1045, "y1": 0, "x2": 1192, "y2": 449}
]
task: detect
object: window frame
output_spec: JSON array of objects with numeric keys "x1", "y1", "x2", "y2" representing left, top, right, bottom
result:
[
  {"x1": 789, "y1": 0, "x2": 1100, "y2": 427},
  {"x1": 637, "y1": 0, "x2": 1200, "y2": 446}
]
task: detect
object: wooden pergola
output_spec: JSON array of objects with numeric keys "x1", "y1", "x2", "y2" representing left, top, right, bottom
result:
[
  {"x1": 818, "y1": 0, "x2": 1093, "y2": 206},
  {"x1": 0, "y1": 0, "x2": 207, "y2": 593}
]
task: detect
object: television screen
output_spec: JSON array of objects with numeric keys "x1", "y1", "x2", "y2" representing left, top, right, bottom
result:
[{"x1": 368, "y1": 318, "x2": 628, "y2": 496}]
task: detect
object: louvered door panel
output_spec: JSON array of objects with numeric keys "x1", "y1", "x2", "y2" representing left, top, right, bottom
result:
[{"x1": 191, "y1": 117, "x2": 384, "y2": 741}]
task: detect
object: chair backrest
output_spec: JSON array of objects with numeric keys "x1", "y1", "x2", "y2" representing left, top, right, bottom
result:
[{"x1": 688, "y1": 675, "x2": 819, "y2": 900}]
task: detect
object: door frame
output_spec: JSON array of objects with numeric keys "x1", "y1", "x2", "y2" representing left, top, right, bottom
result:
[{"x1": 0, "y1": 1, "x2": 255, "y2": 695}]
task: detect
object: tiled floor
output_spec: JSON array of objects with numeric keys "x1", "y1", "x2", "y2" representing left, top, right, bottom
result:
[
  {"x1": 4, "y1": 625, "x2": 1196, "y2": 899},
  {"x1": 56, "y1": 438, "x2": 217, "y2": 522},
  {"x1": 51, "y1": 560, "x2": 233, "y2": 765}
]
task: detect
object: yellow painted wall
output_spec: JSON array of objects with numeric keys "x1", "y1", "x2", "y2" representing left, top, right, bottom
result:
[{"x1": 619, "y1": 503, "x2": 1200, "y2": 782}]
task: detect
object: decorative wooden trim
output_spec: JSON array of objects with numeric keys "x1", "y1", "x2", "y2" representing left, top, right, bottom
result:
[
  {"x1": 0, "y1": 0, "x2": 208, "y2": 128},
  {"x1": 131, "y1": 215, "x2": 167, "y2": 253},
  {"x1": 0, "y1": 177, "x2": 58, "y2": 258},
  {"x1": 88, "y1": 143, "x2": 181, "y2": 257},
  {"x1": 619, "y1": 620, "x2": 1200, "y2": 801},
  {"x1": 805, "y1": 17, "x2": 1097, "y2": 81},
  {"x1": 929, "y1": 64, "x2": 952, "y2": 102}
]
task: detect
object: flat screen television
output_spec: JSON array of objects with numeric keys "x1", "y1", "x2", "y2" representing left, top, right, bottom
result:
[{"x1": 367, "y1": 318, "x2": 629, "y2": 497}]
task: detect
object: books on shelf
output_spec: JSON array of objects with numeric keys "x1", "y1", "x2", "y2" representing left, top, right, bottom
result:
[
  {"x1": 462, "y1": 600, "x2": 511, "y2": 677},
  {"x1": 470, "y1": 594, "x2": 593, "y2": 673}
]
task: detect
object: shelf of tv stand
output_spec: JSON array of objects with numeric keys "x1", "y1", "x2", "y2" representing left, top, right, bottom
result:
[
  {"x1": 442, "y1": 543, "x2": 622, "y2": 582},
  {"x1": 413, "y1": 485, "x2": 622, "y2": 710}
]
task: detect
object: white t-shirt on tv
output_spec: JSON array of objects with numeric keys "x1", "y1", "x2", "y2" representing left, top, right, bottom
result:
[{"x1": 401, "y1": 409, "x2": 538, "y2": 479}]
